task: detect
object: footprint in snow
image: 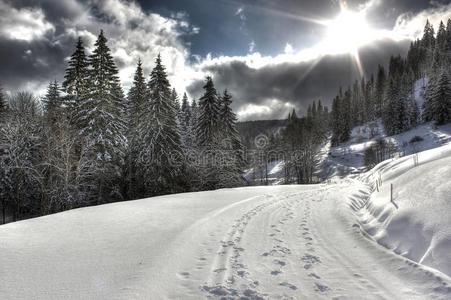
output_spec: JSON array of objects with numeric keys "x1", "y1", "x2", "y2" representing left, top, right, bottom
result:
[
  {"x1": 308, "y1": 273, "x2": 321, "y2": 279},
  {"x1": 273, "y1": 259, "x2": 286, "y2": 266},
  {"x1": 315, "y1": 282, "x2": 331, "y2": 292},
  {"x1": 279, "y1": 282, "x2": 298, "y2": 290},
  {"x1": 177, "y1": 272, "x2": 190, "y2": 279}
]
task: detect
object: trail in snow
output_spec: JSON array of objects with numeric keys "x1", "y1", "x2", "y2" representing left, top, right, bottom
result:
[{"x1": 1, "y1": 184, "x2": 450, "y2": 299}]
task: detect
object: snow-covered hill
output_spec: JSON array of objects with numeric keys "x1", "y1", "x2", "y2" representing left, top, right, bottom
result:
[
  {"x1": 354, "y1": 142, "x2": 451, "y2": 277},
  {"x1": 1, "y1": 121, "x2": 451, "y2": 299},
  {"x1": 1, "y1": 184, "x2": 451, "y2": 299}
]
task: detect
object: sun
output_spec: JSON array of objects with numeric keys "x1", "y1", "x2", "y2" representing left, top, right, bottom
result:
[
  {"x1": 317, "y1": 4, "x2": 378, "y2": 76},
  {"x1": 324, "y1": 9, "x2": 373, "y2": 53}
]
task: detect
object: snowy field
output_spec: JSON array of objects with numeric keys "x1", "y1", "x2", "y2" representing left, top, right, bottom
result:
[
  {"x1": 356, "y1": 142, "x2": 451, "y2": 278},
  {"x1": 1, "y1": 182, "x2": 451, "y2": 299},
  {"x1": 1, "y1": 120, "x2": 451, "y2": 299}
]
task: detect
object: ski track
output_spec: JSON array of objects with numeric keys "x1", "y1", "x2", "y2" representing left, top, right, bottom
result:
[
  {"x1": 178, "y1": 185, "x2": 451, "y2": 299},
  {"x1": 2, "y1": 184, "x2": 451, "y2": 299}
]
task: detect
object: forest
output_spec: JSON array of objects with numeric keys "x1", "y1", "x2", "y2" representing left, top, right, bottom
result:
[
  {"x1": 0, "y1": 31, "x2": 244, "y2": 223},
  {"x1": 1, "y1": 17, "x2": 451, "y2": 224}
]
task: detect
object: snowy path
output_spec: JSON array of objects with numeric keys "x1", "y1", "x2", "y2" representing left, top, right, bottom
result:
[{"x1": 1, "y1": 184, "x2": 450, "y2": 299}]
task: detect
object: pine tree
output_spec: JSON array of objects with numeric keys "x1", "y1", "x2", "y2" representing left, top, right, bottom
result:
[
  {"x1": 382, "y1": 78, "x2": 399, "y2": 135},
  {"x1": 190, "y1": 97, "x2": 199, "y2": 147},
  {"x1": 421, "y1": 19, "x2": 436, "y2": 71},
  {"x1": 374, "y1": 65, "x2": 386, "y2": 117},
  {"x1": 180, "y1": 92, "x2": 193, "y2": 148},
  {"x1": 0, "y1": 85, "x2": 7, "y2": 120},
  {"x1": 126, "y1": 59, "x2": 148, "y2": 199},
  {"x1": 171, "y1": 88, "x2": 180, "y2": 112},
  {"x1": 196, "y1": 77, "x2": 221, "y2": 148},
  {"x1": 214, "y1": 90, "x2": 244, "y2": 187},
  {"x1": 446, "y1": 19, "x2": 451, "y2": 66},
  {"x1": 138, "y1": 54, "x2": 182, "y2": 195},
  {"x1": 78, "y1": 30, "x2": 126, "y2": 204},
  {"x1": 433, "y1": 21, "x2": 447, "y2": 69},
  {"x1": 425, "y1": 70, "x2": 451, "y2": 125},
  {"x1": 62, "y1": 37, "x2": 89, "y2": 119},
  {"x1": 220, "y1": 90, "x2": 244, "y2": 161},
  {"x1": 42, "y1": 81, "x2": 62, "y2": 124},
  {"x1": 128, "y1": 59, "x2": 147, "y2": 131}
]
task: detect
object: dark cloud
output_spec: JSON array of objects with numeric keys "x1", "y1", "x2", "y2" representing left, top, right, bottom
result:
[{"x1": 187, "y1": 38, "x2": 411, "y2": 120}]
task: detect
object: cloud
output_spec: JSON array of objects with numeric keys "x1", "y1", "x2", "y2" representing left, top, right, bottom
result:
[
  {"x1": 185, "y1": 2, "x2": 451, "y2": 120},
  {"x1": 0, "y1": 1, "x2": 55, "y2": 42},
  {"x1": 1, "y1": 0, "x2": 451, "y2": 121},
  {"x1": 393, "y1": 3, "x2": 451, "y2": 39},
  {"x1": 0, "y1": 0, "x2": 196, "y2": 96},
  {"x1": 187, "y1": 38, "x2": 411, "y2": 121}
]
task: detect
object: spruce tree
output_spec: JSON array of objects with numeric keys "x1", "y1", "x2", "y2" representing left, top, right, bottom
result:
[
  {"x1": 180, "y1": 92, "x2": 193, "y2": 148},
  {"x1": 126, "y1": 59, "x2": 148, "y2": 198},
  {"x1": 62, "y1": 37, "x2": 89, "y2": 119},
  {"x1": 216, "y1": 90, "x2": 244, "y2": 187},
  {"x1": 196, "y1": 76, "x2": 221, "y2": 148},
  {"x1": 78, "y1": 30, "x2": 126, "y2": 204},
  {"x1": 421, "y1": 19, "x2": 436, "y2": 70},
  {"x1": 374, "y1": 65, "x2": 386, "y2": 117},
  {"x1": 220, "y1": 90, "x2": 244, "y2": 160},
  {"x1": 426, "y1": 70, "x2": 451, "y2": 125},
  {"x1": 128, "y1": 59, "x2": 147, "y2": 130},
  {"x1": 138, "y1": 54, "x2": 182, "y2": 195},
  {"x1": 446, "y1": 19, "x2": 451, "y2": 66},
  {"x1": 42, "y1": 81, "x2": 62, "y2": 124},
  {"x1": 434, "y1": 21, "x2": 447, "y2": 69},
  {"x1": 0, "y1": 85, "x2": 7, "y2": 119}
]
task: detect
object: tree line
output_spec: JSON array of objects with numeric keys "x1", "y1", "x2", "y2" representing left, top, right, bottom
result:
[
  {"x1": 0, "y1": 31, "x2": 244, "y2": 223},
  {"x1": 330, "y1": 18, "x2": 451, "y2": 145}
]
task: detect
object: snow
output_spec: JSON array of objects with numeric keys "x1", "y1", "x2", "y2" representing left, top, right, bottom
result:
[
  {"x1": 355, "y1": 142, "x2": 451, "y2": 278},
  {"x1": 1, "y1": 118, "x2": 451, "y2": 299},
  {"x1": 1, "y1": 183, "x2": 451, "y2": 299},
  {"x1": 318, "y1": 121, "x2": 451, "y2": 179},
  {"x1": 413, "y1": 77, "x2": 428, "y2": 112}
]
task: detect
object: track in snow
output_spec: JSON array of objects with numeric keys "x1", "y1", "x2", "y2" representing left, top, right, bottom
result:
[
  {"x1": 1, "y1": 184, "x2": 450, "y2": 299},
  {"x1": 173, "y1": 184, "x2": 451, "y2": 299}
]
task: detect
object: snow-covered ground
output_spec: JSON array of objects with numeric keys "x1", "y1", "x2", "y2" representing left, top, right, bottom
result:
[
  {"x1": 1, "y1": 183, "x2": 451, "y2": 299},
  {"x1": 1, "y1": 120, "x2": 451, "y2": 299},
  {"x1": 318, "y1": 121, "x2": 451, "y2": 179},
  {"x1": 355, "y1": 142, "x2": 451, "y2": 278}
]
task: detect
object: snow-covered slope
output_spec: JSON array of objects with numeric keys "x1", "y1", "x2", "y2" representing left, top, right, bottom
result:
[
  {"x1": 353, "y1": 142, "x2": 451, "y2": 278},
  {"x1": 318, "y1": 121, "x2": 451, "y2": 179},
  {"x1": 1, "y1": 184, "x2": 451, "y2": 299}
]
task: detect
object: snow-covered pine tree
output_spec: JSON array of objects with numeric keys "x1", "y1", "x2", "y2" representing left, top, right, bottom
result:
[
  {"x1": 126, "y1": 59, "x2": 148, "y2": 199},
  {"x1": 331, "y1": 96, "x2": 341, "y2": 146},
  {"x1": 171, "y1": 88, "x2": 181, "y2": 113},
  {"x1": 138, "y1": 54, "x2": 182, "y2": 195},
  {"x1": 62, "y1": 37, "x2": 89, "y2": 121},
  {"x1": 421, "y1": 19, "x2": 436, "y2": 72},
  {"x1": 220, "y1": 89, "x2": 244, "y2": 167},
  {"x1": 195, "y1": 76, "x2": 221, "y2": 148},
  {"x1": 0, "y1": 85, "x2": 7, "y2": 121},
  {"x1": 42, "y1": 81, "x2": 62, "y2": 125},
  {"x1": 179, "y1": 92, "x2": 194, "y2": 149},
  {"x1": 374, "y1": 65, "x2": 386, "y2": 117},
  {"x1": 425, "y1": 69, "x2": 451, "y2": 125},
  {"x1": 382, "y1": 77, "x2": 399, "y2": 135},
  {"x1": 340, "y1": 88, "x2": 352, "y2": 142},
  {"x1": 446, "y1": 19, "x2": 451, "y2": 67},
  {"x1": 190, "y1": 97, "x2": 199, "y2": 147},
  {"x1": 433, "y1": 21, "x2": 447, "y2": 70},
  {"x1": 77, "y1": 30, "x2": 127, "y2": 204}
]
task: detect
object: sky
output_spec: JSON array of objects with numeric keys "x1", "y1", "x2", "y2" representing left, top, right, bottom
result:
[{"x1": 1, "y1": 0, "x2": 451, "y2": 120}]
